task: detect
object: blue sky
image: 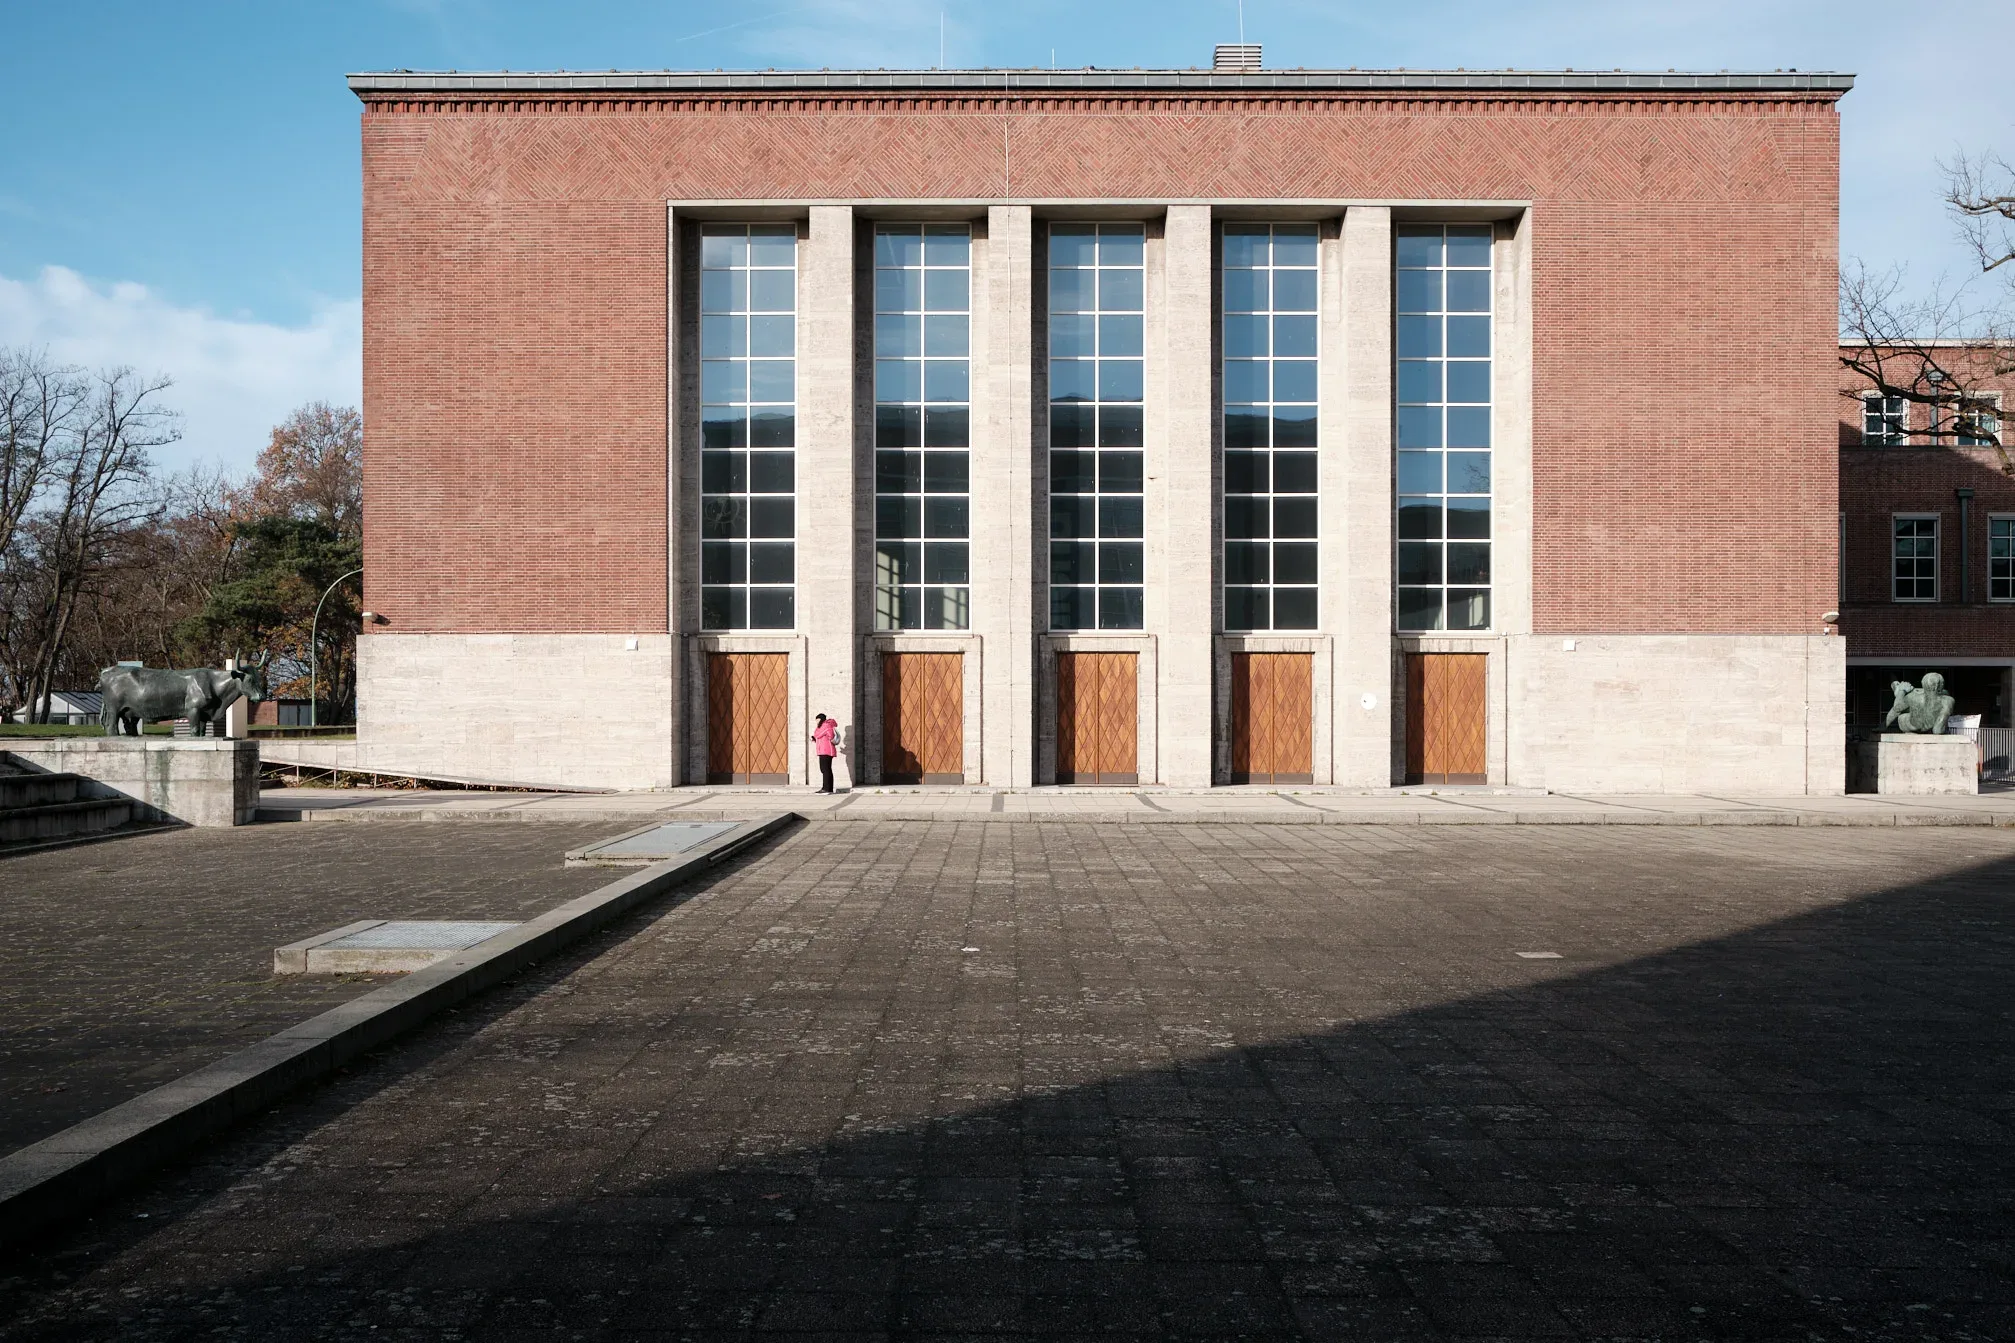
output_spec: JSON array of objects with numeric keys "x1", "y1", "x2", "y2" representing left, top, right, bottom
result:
[{"x1": 1, "y1": 0, "x2": 2009, "y2": 475}]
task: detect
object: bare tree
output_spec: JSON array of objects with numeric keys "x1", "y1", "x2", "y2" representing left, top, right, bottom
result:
[
  {"x1": 19, "y1": 368, "x2": 179, "y2": 720},
  {"x1": 1841, "y1": 152, "x2": 2015, "y2": 465}
]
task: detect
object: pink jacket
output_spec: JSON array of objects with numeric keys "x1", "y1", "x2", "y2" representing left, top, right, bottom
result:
[{"x1": 813, "y1": 720, "x2": 838, "y2": 756}]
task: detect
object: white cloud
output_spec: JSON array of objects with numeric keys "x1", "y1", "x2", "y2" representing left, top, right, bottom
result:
[{"x1": 0, "y1": 266, "x2": 360, "y2": 478}]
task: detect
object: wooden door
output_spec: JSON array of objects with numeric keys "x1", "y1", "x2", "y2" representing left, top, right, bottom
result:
[
  {"x1": 1405, "y1": 653, "x2": 1487, "y2": 784},
  {"x1": 882, "y1": 652, "x2": 964, "y2": 784},
  {"x1": 706, "y1": 652, "x2": 789, "y2": 784},
  {"x1": 1056, "y1": 652, "x2": 1138, "y2": 784},
  {"x1": 1230, "y1": 652, "x2": 1314, "y2": 784}
]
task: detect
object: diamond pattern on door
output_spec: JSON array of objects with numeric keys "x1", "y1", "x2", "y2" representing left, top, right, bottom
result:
[
  {"x1": 707, "y1": 652, "x2": 789, "y2": 784},
  {"x1": 1405, "y1": 653, "x2": 1487, "y2": 784},
  {"x1": 1231, "y1": 653, "x2": 1314, "y2": 784},
  {"x1": 882, "y1": 653, "x2": 964, "y2": 784},
  {"x1": 1056, "y1": 652, "x2": 1138, "y2": 784}
]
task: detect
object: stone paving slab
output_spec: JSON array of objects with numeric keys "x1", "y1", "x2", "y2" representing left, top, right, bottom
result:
[
  {"x1": 261, "y1": 783, "x2": 2015, "y2": 828},
  {"x1": 0, "y1": 821, "x2": 627, "y2": 1157},
  {"x1": 3, "y1": 822, "x2": 2012, "y2": 1339}
]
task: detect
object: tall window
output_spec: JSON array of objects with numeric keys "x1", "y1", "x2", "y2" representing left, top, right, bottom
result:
[
  {"x1": 1223, "y1": 223, "x2": 1319, "y2": 631},
  {"x1": 1048, "y1": 223, "x2": 1145, "y2": 630},
  {"x1": 1893, "y1": 515, "x2": 1938, "y2": 602},
  {"x1": 1990, "y1": 517, "x2": 2015, "y2": 602},
  {"x1": 700, "y1": 224, "x2": 797, "y2": 630},
  {"x1": 1395, "y1": 224, "x2": 1493, "y2": 632},
  {"x1": 1862, "y1": 395, "x2": 1908, "y2": 445},
  {"x1": 874, "y1": 225, "x2": 971, "y2": 630}
]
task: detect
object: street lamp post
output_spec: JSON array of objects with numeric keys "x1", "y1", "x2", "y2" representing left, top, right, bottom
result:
[{"x1": 309, "y1": 568, "x2": 363, "y2": 729}]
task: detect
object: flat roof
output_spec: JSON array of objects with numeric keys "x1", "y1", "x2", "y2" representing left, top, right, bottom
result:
[{"x1": 348, "y1": 68, "x2": 1854, "y2": 96}]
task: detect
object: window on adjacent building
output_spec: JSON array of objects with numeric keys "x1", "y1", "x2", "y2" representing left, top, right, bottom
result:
[
  {"x1": 699, "y1": 223, "x2": 797, "y2": 631},
  {"x1": 1958, "y1": 395, "x2": 2002, "y2": 447},
  {"x1": 1048, "y1": 222, "x2": 1145, "y2": 631},
  {"x1": 873, "y1": 224, "x2": 971, "y2": 631},
  {"x1": 1991, "y1": 516, "x2": 2015, "y2": 602},
  {"x1": 1861, "y1": 394, "x2": 1908, "y2": 446},
  {"x1": 1893, "y1": 515, "x2": 1939, "y2": 602},
  {"x1": 1395, "y1": 223, "x2": 1493, "y2": 632},
  {"x1": 1222, "y1": 223, "x2": 1319, "y2": 631}
]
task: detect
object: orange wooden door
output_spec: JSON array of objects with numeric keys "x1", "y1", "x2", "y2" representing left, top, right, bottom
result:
[
  {"x1": 1230, "y1": 653, "x2": 1313, "y2": 784},
  {"x1": 882, "y1": 652, "x2": 964, "y2": 784},
  {"x1": 1405, "y1": 653, "x2": 1487, "y2": 784},
  {"x1": 707, "y1": 652, "x2": 789, "y2": 784},
  {"x1": 1056, "y1": 652, "x2": 1138, "y2": 784}
]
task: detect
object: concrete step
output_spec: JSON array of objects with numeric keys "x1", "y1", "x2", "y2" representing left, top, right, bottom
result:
[
  {"x1": 0, "y1": 797, "x2": 135, "y2": 846},
  {"x1": 0, "y1": 772, "x2": 84, "y2": 810}
]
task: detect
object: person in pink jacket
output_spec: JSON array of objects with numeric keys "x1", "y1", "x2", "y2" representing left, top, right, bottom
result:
[{"x1": 812, "y1": 713, "x2": 838, "y2": 794}]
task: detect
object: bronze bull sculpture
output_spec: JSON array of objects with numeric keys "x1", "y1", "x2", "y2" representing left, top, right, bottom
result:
[{"x1": 98, "y1": 655, "x2": 271, "y2": 737}]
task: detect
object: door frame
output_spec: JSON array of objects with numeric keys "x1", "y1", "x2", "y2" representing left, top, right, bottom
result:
[
  {"x1": 1039, "y1": 634, "x2": 1156, "y2": 786},
  {"x1": 1394, "y1": 635, "x2": 1504, "y2": 786},
  {"x1": 864, "y1": 634, "x2": 982, "y2": 785},
  {"x1": 1213, "y1": 634, "x2": 1333, "y2": 785},
  {"x1": 684, "y1": 634, "x2": 808, "y2": 787}
]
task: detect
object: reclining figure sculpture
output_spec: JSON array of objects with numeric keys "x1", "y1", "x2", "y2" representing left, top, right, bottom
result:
[
  {"x1": 1883, "y1": 672, "x2": 1956, "y2": 735},
  {"x1": 98, "y1": 655, "x2": 271, "y2": 737}
]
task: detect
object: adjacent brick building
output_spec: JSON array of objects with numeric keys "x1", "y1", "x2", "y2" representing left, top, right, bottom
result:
[
  {"x1": 346, "y1": 59, "x2": 1853, "y2": 792},
  {"x1": 1839, "y1": 343, "x2": 2014, "y2": 737}
]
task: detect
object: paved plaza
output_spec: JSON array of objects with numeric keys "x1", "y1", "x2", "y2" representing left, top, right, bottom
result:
[
  {"x1": 0, "y1": 821, "x2": 623, "y2": 1155},
  {"x1": 2, "y1": 821, "x2": 2013, "y2": 1339}
]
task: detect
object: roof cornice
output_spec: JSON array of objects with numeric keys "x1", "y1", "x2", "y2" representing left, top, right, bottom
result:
[{"x1": 346, "y1": 68, "x2": 1854, "y2": 97}]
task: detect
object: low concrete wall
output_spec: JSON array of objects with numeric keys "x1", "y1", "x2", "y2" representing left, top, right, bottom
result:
[
  {"x1": 1849, "y1": 733, "x2": 1978, "y2": 795},
  {"x1": 2, "y1": 739, "x2": 260, "y2": 826}
]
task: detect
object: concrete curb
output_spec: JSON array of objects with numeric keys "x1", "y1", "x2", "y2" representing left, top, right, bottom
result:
[
  {"x1": 0, "y1": 811, "x2": 799, "y2": 1252},
  {"x1": 257, "y1": 804, "x2": 2015, "y2": 828}
]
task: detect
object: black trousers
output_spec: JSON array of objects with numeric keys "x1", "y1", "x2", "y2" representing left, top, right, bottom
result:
[{"x1": 818, "y1": 754, "x2": 834, "y2": 792}]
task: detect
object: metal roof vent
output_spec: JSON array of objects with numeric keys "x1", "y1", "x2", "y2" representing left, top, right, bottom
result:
[{"x1": 1214, "y1": 44, "x2": 1261, "y2": 71}]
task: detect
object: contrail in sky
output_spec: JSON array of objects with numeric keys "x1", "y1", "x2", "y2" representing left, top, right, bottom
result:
[{"x1": 676, "y1": 7, "x2": 803, "y2": 43}]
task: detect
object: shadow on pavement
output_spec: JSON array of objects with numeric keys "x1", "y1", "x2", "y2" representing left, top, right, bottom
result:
[{"x1": 2, "y1": 839, "x2": 2011, "y2": 1341}]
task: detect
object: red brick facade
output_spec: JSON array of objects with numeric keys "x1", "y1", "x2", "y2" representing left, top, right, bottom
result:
[{"x1": 357, "y1": 84, "x2": 1844, "y2": 636}]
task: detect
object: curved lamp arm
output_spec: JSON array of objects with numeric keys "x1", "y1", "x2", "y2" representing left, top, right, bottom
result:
[{"x1": 309, "y1": 568, "x2": 364, "y2": 729}]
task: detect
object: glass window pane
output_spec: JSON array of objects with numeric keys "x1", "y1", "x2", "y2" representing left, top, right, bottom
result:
[
  {"x1": 1051, "y1": 584, "x2": 1090, "y2": 630},
  {"x1": 1397, "y1": 360, "x2": 1442, "y2": 404},
  {"x1": 1049, "y1": 359, "x2": 1095, "y2": 402},
  {"x1": 1447, "y1": 407, "x2": 1491, "y2": 450},
  {"x1": 876, "y1": 541, "x2": 921, "y2": 584},
  {"x1": 1223, "y1": 228, "x2": 1268, "y2": 268},
  {"x1": 1225, "y1": 541, "x2": 1268, "y2": 584},
  {"x1": 876, "y1": 229, "x2": 922, "y2": 267},
  {"x1": 1050, "y1": 495, "x2": 1090, "y2": 539},
  {"x1": 1273, "y1": 270, "x2": 1317, "y2": 313},
  {"x1": 877, "y1": 268, "x2": 922, "y2": 311},
  {"x1": 922, "y1": 227, "x2": 969, "y2": 266},
  {"x1": 924, "y1": 497, "x2": 969, "y2": 538},
  {"x1": 1445, "y1": 360, "x2": 1491, "y2": 404},
  {"x1": 748, "y1": 542, "x2": 794, "y2": 584},
  {"x1": 925, "y1": 407, "x2": 970, "y2": 448},
  {"x1": 876, "y1": 314, "x2": 921, "y2": 357},
  {"x1": 924, "y1": 451, "x2": 969, "y2": 494},
  {"x1": 1099, "y1": 496, "x2": 1144, "y2": 539},
  {"x1": 1051, "y1": 541, "x2": 1096, "y2": 584},
  {"x1": 1098, "y1": 229, "x2": 1144, "y2": 266},
  {"x1": 1274, "y1": 407, "x2": 1318, "y2": 447},
  {"x1": 877, "y1": 495, "x2": 921, "y2": 538},
  {"x1": 702, "y1": 450, "x2": 745, "y2": 493},
  {"x1": 1050, "y1": 402, "x2": 1094, "y2": 447},
  {"x1": 1396, "y1": 316, "x2": 1442, "y2": 358},
  {"x1": 1051, "y1": 449, "x2": 1096, "y2": 494},
  {"x1": 1397, "y1": 542, "x2": 1442, "y2": 586},
  {"x1": 747, "y1": 226, "x2": 796, "y2": 265},
  {"x1": 701, "y1": 270, "x2": 746, "y2": 313},
  {"x1": 1273, "y1": 315, "x2": 1317, "y2": 358},
  {"x1": 1272, "y1": 360, "x2": 1317, "y2": 403},
  {"x1": 748, "y1": 451, "x2": 794, "y2": 493},
  {"x1": 1447, "y1": 543, "x2": 1491, "y2": 585},
  {"x1": 1100, "y1": 314, "x2": 1144, "y2": 357},
  {"x1": 1225, "y1": 360, "x2": 1269, "y2": 404},
  {"x1": 1099, "y1": 541, "x2": 1144, "y2": 584},
  {"x1": 875, "y1": 359, "x2": 921, "y2": 403},
  {"x1": 1397, "y1": 498, "x2": 1441, "y2": 539},
  {"x1": 1099, "y1": 359, "x2": 1143, "y2": 403},
  {"x1": 1225, "y1": 586, "x2": 1266, "y2": 632},
  {"x1": 1049, "y1": 226, "x2": 1097, "y2": 268},
  {"x1": 701, "y1": 586, "x2": 745, "y2": 631},
  {"x1": 1099, "y1": 451, "x2": 1144, "y2": 494},
  {"x1": 1225, "y1": 495, "x2": 1267, "y2": 539},
  {"x1": 1050, "y1": 313, "x2": 1094, "y2": 357},
  {"x1": 1446, "y1": 497, "x2": 1491, "y2": 539},
  {"x1": 701, "y1": 406, "x2": 746, "y2": 450},
  {"x1": 1049, "y1": 268, "x2": 1093, "y2": 312},
  {"x1": 1272, "y1": 228, "x2": 1318, "y2": 267},
  {"x1": 702, "y1": 314, "x2": 746, "y2": 357},
  {"x1": 1443, "y1": 228, "x2": 1492, "y2": 268},
  {"x1": 748, "y1": 360, "x2": 794, "y2": 403},
  {"x1": 1447, "y1": 317, "x2": 1490, "y2": 358},
  {"x1": 748, "y1": 269, "x2": 795, "y2": 314},
  {"x1": 924, "y1": 360, "x2": 970, "y2": 404},
  {"x1": 1397, "y1": 451, "x2": 1442, "y2": 494},
  {"x1": 1273, "y1": 543, "x2": 1318, "y2": 584},
  {"x1": 1396, "y1": 406, "x2": 1443, "y2": 449},
  {"x1": 701, "y1": 231, "x2": 748, "y2": 268},
  {"x1": 1273, "y1": 452, "x2": 1318, "y2": 494},
  {"x1": 1098, "y1": 586, "x2": 1145, "y2": 630},
  {"x1": 1224, "y1": 269, "x2": 1267, "y2": 313},
  {"x1": 1395, "y1": 270, "x2": 1442, "y2": 314},
  {"x1": 1446, "y1": 588, "x2": 1490, "y2": 631},
  {"x1": 1273, "y1": 497, "x2": 1318, "y2": 538},
  {"x1": 1447, "y1": 452, "x2": 1491, "y2": 494},
  {"x1": 701, "y1": 541, "x2": 746, "y2": 584},
  {"x1": 748, "y1": 587, "x2": 794, "y2": 630},
  {"x1": 1225, "y1": 408, "x2": 1268, "y2": 449},
  {"x1": 924, "y1": 542, "x2": 969, "y2": 584},
  {"x1": 749, "y1": 409, "x2": 794, "y2": 448},
  {"x1": 1098, "y1": 268, "x2": 1143, "y2": 312},
  {"x1": 702, "y1": 496, "x2": 747, "y2": 539},
  {"x1": 925, "y1": 314, "x2": 970, "y2": 357},
  {"x1": 877, "y1": 407, "x2": 922, "y2": 449},
  {"x1": 1225, "y1": 451, "x2": 1267, "y2": 495},
  {"x1": 1446, "y1": 270, "x2": 1490, "y2": 313},
  {"x1": 1272, "y1": 586, "x2": 1318, "y2": 630},
  {"x1": 749, "y1": 315, "x2": 794, "y2": 357},
  {"x1": 749, "y1": 497, "x2": 794, "y2": 538},
  {"x1": 1099, "y1": 405, "x2": 1144, "y2": 447},
  {"x1": 1225, "y1": 313, "x2": 1268, "y2": 357},
  {"x1": 1395, "y1": 228, "x2": 1441, "y2": 268},
  {"x1": 924, "y1": 586, "x2": 970, "y2": 631},
  {"x1": 701, "y1": 361, "x2": 746, "y2": 403},
  {"x1": 1396, "y1": 587, "x2": 1441, "y2": 632},
  {"x1": 924, "y1": 268, "x2": 969, "y2": 313}
]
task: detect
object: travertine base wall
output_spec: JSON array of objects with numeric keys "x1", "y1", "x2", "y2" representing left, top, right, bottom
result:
[
  {"x1": 358, "y1": 634, "x2": 676, "y2": 790},
  {"x1": 1505, "y1": 634, "x2": 1846, "y2": 794}
]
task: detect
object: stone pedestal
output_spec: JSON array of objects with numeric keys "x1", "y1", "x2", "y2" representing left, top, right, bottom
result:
[
  {"x1": 0, "y1": 738, "x2": 261, "y2": 825},
  {"x1": 1848, "y1": 733, "x2": 1978, "y2": 796}
]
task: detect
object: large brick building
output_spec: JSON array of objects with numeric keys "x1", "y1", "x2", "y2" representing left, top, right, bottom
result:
[
  {"x1": 1839, "y1": 344, "x2": 2014, "y2": 739},
  {"x1": 347, "y1": 59, "x2": 1852, "y2": 792}
]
